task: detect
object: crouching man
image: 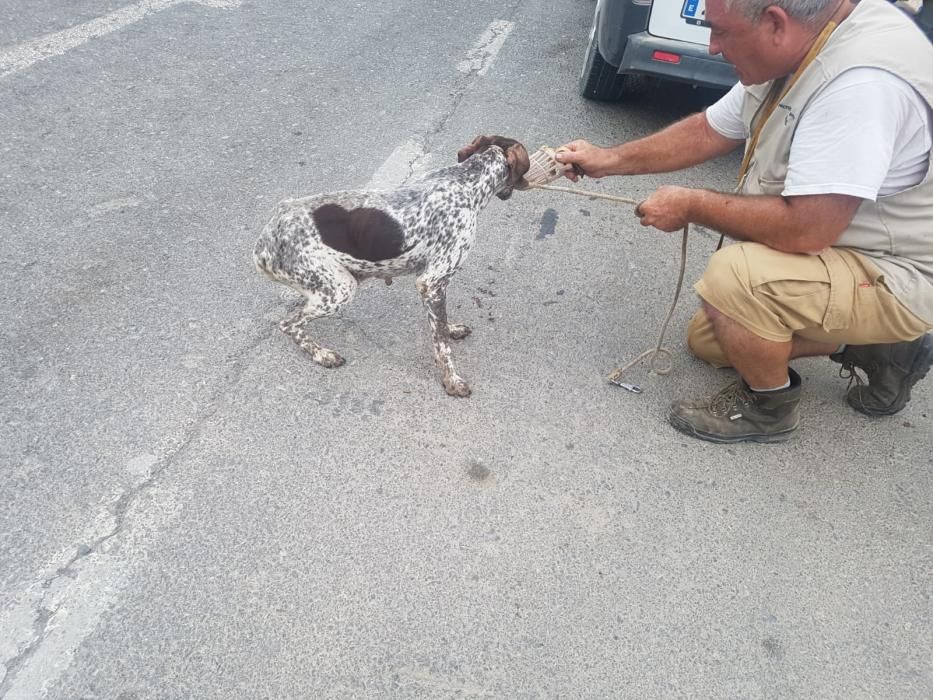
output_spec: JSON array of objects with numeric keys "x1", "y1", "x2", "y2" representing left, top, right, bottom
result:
[{"x1": 558, "y1": 0, "x2": 933, "y2": 443}]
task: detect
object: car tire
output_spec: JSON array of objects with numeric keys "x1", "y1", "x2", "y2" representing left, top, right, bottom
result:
[{"x1": 579, "y1": 26, "x2": 629, "y2": 101}]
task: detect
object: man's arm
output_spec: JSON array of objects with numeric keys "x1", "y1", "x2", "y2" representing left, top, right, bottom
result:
[
  {"x1": 557, "y1": 112, "x2": 743, "y2": 179},
  {"x1": 638, "y1": 186, "x2": 863, "y2": 254}
]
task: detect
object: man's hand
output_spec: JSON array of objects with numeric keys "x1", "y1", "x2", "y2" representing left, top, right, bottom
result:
[
  {"x1": 643, "y1": 188, "x2": 862, "y2": 253},
  {"x1": 554, "y1": 140, "x2": 617, "y2": 181},
  {"x1": 556, "y1": 116, "x2": 742, "y2": 182},
  {"x1": 635, "y1": 186, "x2": 695, "y2": 232}
]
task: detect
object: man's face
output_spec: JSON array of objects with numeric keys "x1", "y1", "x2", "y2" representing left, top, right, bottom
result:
[{"x1": 706, "y1": 0, "x2": 783, "y2": 85}]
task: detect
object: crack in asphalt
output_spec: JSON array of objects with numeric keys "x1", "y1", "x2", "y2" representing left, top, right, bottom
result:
[
  {"x1": 0, "y1": 318, "x2": 276, "y2": 697},
  {"x1": 1, "y1": 1, "x2": 526, "y2": 689}
]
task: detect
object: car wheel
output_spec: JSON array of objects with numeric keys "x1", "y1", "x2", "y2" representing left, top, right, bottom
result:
[{"x1": 579, "y1": 24, "x2": 629, "y2": 101}]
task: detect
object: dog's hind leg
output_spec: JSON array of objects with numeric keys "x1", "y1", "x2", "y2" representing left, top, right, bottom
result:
[
  {"x1": 417, "y1": 276, "x2": 470, "y2": 397},
  {"x1": 279, "y1": 265, "x2": 357, "y2": 368}
]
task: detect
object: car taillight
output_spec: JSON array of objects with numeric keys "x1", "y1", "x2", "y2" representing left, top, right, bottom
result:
[{"x1": 652, "y1": 51, "x2": 682, "y2": 64}]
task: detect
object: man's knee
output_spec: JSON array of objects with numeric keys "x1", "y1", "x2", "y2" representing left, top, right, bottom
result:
[
  {"x1": 699, "y1": 243, "x2": 755, "y2": 303},
  {"x1": 686, "y1": 307, "x2": 732, "y2": 369},
  {"x1": 686, "y1": 244, "x2": 759, "y2": 370}
]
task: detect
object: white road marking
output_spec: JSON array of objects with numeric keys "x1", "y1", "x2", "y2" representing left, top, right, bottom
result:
[
  {"x1": 456, "y1": 19, "x2": 515, "y2": 77},
  {"x1": 365, "y1": 139, "x2": 427, "y2": 190},
  {"x1": 0, "y1": 483, "x2": 182, "y2": 699},
  {"x1": 1, "y1": 9, "x2": 516, "y2": 696},
  {"x1": 4, "y1": 560, "x2": 130, "y2": 699},
  {"x1": 371, "y1": 19, "x2": 517, "y2": 189},
  {"x1": 0, "y1": 0, "x2": 241, "y2": 80}
]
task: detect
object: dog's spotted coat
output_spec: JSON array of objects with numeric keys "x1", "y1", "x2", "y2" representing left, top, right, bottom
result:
[{"x1": 254, "y1": 136, "x2": 531, "y2": 396}]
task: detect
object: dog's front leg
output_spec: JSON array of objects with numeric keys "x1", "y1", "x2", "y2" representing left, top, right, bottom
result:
[{"x1": 416, "y1": 277, "x2": 470, "y2": 397}]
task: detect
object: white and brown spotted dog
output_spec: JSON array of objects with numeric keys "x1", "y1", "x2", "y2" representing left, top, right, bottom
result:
[{"x1": 254, "y1": 135, "x2": 531, "y2": 397}]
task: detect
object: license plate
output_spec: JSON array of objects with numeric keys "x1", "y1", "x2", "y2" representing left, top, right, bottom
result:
[{"x1": 681, "y1": 0, "x2": 710, "y2": 27}]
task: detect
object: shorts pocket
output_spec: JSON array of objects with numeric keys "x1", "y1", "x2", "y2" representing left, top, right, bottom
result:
[{"x1": 817, "y1": 248, "x2": 856, "y2": 331}]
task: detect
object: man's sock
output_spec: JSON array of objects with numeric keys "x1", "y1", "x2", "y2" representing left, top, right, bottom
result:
[{"x1": 750, "y1": 376, "x2": 791, "y2": 393}]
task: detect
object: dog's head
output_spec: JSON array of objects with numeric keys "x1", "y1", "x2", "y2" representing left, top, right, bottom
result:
[{"x1": 457, "y1": 135, "x2": 531, "y2": 200}]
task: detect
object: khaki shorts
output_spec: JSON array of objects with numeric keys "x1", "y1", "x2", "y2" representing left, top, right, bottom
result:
[{"x1": 688, "y1": 242, "x2": 932, "y2": 369}]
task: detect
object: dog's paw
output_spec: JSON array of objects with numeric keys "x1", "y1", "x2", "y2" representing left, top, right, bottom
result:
[
  {"x1": 448, "y1": 323, "x2": 472, "y2": 340},
  {"x1": 443, "y1": 374, "x2": 471, "y2": 397},
  {"x1": 313, "y1": 349, "x2": 346, "y2": 368}
]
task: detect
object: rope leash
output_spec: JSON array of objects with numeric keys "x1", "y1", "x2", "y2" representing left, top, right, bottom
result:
[
  {"x1": 523, "y1": 4, "x2": 844, "y2": 389},
  {"x1": 531, "y1": 182, "x2": 689, "y2": 388},
  {"x1": 522, "y1": 11, "x2": 844, "y2": 389}
]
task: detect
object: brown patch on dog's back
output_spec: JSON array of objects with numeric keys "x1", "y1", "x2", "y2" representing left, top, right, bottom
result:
[{"x1": 313, "y1": 204, "x2": 406, "y2": 261}]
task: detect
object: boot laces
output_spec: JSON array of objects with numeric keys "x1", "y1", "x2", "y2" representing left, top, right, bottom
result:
[
  {"x1": 838, "y1": 361, "x2": 868, "y2": 391},
  {"x1": 709, "y1": 381, "x2": 752, "y2": 417}
]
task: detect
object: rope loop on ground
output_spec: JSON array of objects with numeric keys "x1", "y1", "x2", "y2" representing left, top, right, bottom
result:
[{"x1": 530, "y1": 183, "x2": 690, "y2": 387}]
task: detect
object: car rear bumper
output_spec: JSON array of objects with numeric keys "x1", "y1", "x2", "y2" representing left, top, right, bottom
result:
[{"x1": 620, "y1": 32, "x2": 737, "y2": 89}]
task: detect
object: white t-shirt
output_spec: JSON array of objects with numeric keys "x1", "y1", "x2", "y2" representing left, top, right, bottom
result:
[{"x1": 706, "y1": 67, "x2": 933, "y2": 199}]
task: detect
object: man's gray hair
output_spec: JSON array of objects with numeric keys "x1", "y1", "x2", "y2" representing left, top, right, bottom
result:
[{"x1": 724, "y1": 0, "x2": 838, "y2": 25}]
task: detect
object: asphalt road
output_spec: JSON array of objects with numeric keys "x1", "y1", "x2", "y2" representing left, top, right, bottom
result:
[{"x1": 1, "y1": 1, "x2": 931, "y2": 697}]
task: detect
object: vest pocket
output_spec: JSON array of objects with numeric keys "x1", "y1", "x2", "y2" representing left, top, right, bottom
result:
[{"x1": 756, "y1": 177, "x2": 785, "y2": 196}]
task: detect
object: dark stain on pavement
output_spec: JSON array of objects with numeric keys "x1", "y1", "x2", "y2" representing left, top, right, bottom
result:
[
  {"x1": 466, "y1": 460, "x2": 492, "y2": 483},
  {"x1": 761, "y1": 637, "x2": 785, "y2": 660},
  {"x1": 536, "y1": 208, "x2": 558, "y2": 240}
]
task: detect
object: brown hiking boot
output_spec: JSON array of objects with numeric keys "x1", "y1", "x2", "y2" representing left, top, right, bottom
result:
[
  {"x1": 830, "y1": 334, "x2": 933, "y2": 416},
  {"x1": 668, "y1": 369, "x2": 801, "y2": 444}
]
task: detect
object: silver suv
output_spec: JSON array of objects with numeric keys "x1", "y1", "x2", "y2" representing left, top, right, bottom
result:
[{"x1": 580, "y1": 0, "x2": 737, "y2": 100}]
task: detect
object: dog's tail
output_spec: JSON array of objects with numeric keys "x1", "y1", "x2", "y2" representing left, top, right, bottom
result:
[
  {"x1": 254, "y1": 203, "x2": 300, "y2": 278},
  {"x1": 253, "y1": 210, "x2": 287, "y2": 278},
  {"x1": 253, "y1": 234, "x2": 308, "y2": 300},
  {"x1": 253, "y1": 239, "x2": 275, "y2": 276}
]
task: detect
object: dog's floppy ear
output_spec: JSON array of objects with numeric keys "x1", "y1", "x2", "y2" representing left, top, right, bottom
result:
[
  {"x1": 457, "y1": 135, "x2": 494, "y2": 163},
  {"x1": 505, "y1": 143, "x2": 531, "y2": 186},
  {"x1": 496, "y1": 143, "x2": 530, "y2": 200}
]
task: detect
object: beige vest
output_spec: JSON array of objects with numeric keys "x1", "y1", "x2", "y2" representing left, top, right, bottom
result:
[{"x1": 739, "y1": 0, "x2": 933, "y2": 323}]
